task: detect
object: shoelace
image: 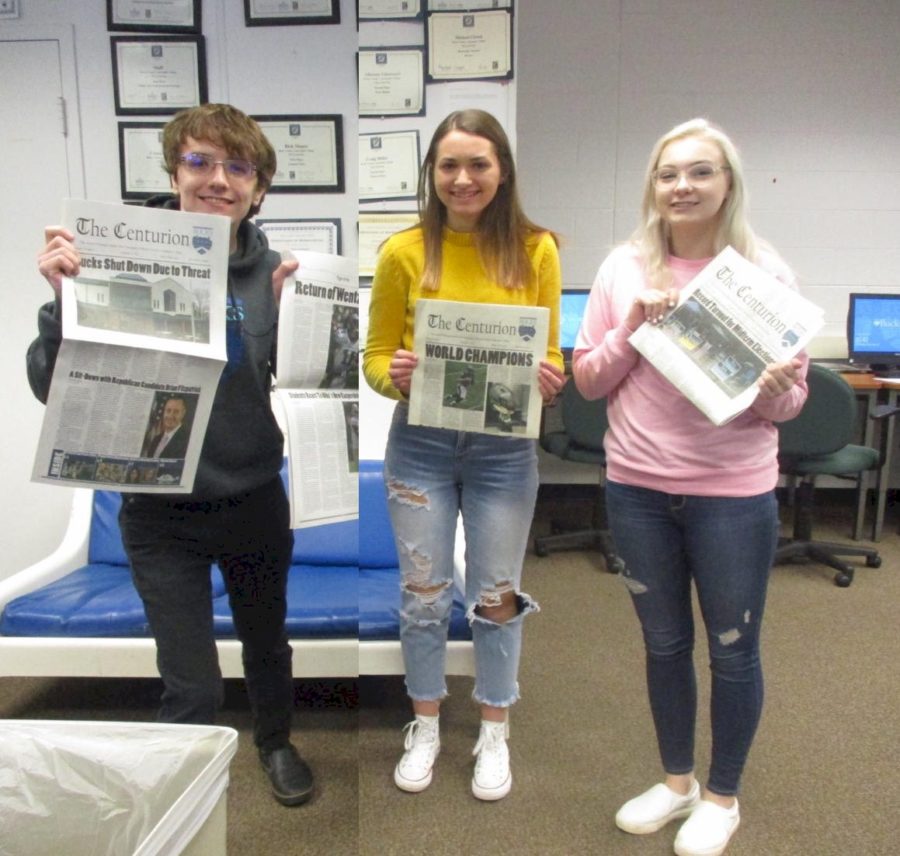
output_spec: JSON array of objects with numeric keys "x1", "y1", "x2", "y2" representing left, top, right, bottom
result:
[
  {"x1": 472, "y1": 723, "x2": 507, "y2": 757},
  {"x1": 402, "y1": 719, "x2": 437, "y2": 751}
]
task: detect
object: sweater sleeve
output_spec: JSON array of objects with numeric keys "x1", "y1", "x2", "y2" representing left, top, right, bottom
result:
[
  {"x1": 363, "y1": 241, "x2": 408, "y2": 401},
  {"x1": 572, "y1": 249, "x2": 641, "y2": 400},
  {"x1": 26, "y1": 299, "x2": 63, "y2": 404}
]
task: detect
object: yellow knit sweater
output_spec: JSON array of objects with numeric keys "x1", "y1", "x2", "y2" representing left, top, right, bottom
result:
[{"x1": 364, "y1": 226, "x2": 564, "y2": 400}]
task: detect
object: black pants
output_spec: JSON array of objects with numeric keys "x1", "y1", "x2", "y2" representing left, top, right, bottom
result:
[{"x1": 119, "y1": 476, "x2": 294, "y2": 751}]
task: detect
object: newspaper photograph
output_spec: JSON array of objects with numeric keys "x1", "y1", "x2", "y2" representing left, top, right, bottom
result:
[
  {"x1": 408, "y1": 299, "x2": 549, "y2": 439},
  {"x1": 60, "y1": 198, "x2": 230, "y2": 359},
  {"x1": 276, "y1": 250, "x2": 359, "y2": 390},
  {"x1": 32, "y1": 339, "x2": 223, "y2": 492},
  {"x1": 276, "y1": 250, "x2": 359, "y2": 527},
  {"x1": 629, "y1": 246, "x2": 824, "y2": 426}
]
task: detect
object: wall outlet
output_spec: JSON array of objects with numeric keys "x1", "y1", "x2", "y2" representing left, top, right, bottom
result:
[{"x1": 0, "y1": 0, "x2": 20, "y2": 19}]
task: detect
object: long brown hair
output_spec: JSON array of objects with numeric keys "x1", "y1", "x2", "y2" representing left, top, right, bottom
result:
[{"x1": 417, "y1": 109, "x2": 556, "y2": 291}]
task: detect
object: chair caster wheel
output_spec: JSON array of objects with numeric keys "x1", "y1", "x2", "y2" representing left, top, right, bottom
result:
[
  {"x1": 834, "y1": 572, "x2": 852, "y2": 588},
  {"x1": 866, "y1": 555, "x2": 882, "y2": 568}
]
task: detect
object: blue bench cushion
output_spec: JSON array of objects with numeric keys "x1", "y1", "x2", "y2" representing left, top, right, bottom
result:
[
  {"x1": 359, "y1": 460, "x2": 400, "y2": 568},
  {"x1": 90, "y1": 474, "x2": 361, "y2": 569},
  {"x1": 1, "y1": 460, "x2": 472, "y2": 644},
  {"x1": 0, "y1": 564, "x2": 151, "y2": 638},
  {"x1": 0, "y1": 563, "x2": 359, "y2": 639}
]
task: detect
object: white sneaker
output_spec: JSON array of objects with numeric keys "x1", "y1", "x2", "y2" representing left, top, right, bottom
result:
[
  {"x1": 471, "y1": 719, "x2": 511, "y2": 801},
  {"x1": 615, "y1": 779, "x2": 701, "y2": 834},
  {"x1": 674, "y1": 798, "x2": 740, "y2": 856},
  {"x1": 393, "y1": 715, "x2": 440, "y2": 792}
]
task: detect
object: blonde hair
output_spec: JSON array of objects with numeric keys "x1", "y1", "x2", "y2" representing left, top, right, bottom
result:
[
  {"x1": 416, "y1": 109, "x2": 557, "y2": 291},
  {"x1": 633, "y1": 118, "x2": 766, "y2": 289}
]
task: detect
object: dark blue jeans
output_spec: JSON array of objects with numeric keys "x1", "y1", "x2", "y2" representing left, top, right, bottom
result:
[
  {"x1": 606, "y1": 481, "x2": 778, "y2": 796},
  {"x1": 119, "y1": 476, "x2": 294, "y2": 751}
]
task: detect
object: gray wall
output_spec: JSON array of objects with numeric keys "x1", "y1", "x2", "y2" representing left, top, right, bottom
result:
[{"x1": 516, "y1": 0, "x2": 900, "y2": 354}]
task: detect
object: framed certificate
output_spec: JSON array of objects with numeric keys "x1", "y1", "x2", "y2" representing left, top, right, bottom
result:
[
  {"x1": 254, "y1": 115, "x2": 345, "y2": 193},
  {"x1": 257, "y1": 218, "x2": 343, "y2": 255},
  {"x1": 358, "y1": 0, "x2": 423, "y2": 21},
  {"x1": 107, "y1": 0, "x2": 202, "y2": 33},
  {"x1": 358, "y1": 212, "x2": 419, "y2": 276},
  {"x1": 427, "y1": 0, "x2": 512, "y2": 9},
  {"x1": 359, "y1": 47, "x2": 426, "y2": 118},
  {"x1": 118, "y1": 122, "x2": 170, "y2": 200},
  {"x1": 111, "y1": 35, "x2": 207, "y2": 115},
  {"x1": 359, "y1": 130, "x2": 420, "y2": 202},
  {"x1": 244, "y1": 0, "x2": 340, "y2": 26},
  {"x1": 425, "y1": 10, "x2": 513, "y2": 82}
]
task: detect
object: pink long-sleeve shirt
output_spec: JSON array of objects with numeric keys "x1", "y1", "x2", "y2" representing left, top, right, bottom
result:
[{"x1": 572, "y1": 244, "x2": 809, "y2": 497}]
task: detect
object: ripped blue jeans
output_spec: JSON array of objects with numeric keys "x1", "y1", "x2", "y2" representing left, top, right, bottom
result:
[
  {"x1": 384, "y1": 404, "x2": 539, "y2": 707},
  {"x1": 605, "y1": 481, "x2": 778, "y2": 796}
]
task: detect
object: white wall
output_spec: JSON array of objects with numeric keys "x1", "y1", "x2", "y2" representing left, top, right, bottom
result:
[
  {"x1": 0, "y1": 0, "x2": 358, "y2": 580},
  {"x1": 516, "y1": 0, "x2": 900, "y2": 356}
]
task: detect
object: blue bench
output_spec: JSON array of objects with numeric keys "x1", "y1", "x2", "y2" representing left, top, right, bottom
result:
[{"x1": 0, "y1": 461, "x2": 474, "y2": 678}]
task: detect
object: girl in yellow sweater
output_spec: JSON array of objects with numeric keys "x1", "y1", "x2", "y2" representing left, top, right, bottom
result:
[{"x1": 364, "y1": 109, "x2": 566, "y2": 801}]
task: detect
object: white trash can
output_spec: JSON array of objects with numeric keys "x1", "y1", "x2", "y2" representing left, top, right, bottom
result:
[{"x1": 0, "y1": 720, "x2": 238, "y2": 856}]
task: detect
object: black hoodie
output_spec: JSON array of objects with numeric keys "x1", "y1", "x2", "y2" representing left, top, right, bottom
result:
[{"x1": 26, "y1": 195, "x2": 285, "y2": 499}]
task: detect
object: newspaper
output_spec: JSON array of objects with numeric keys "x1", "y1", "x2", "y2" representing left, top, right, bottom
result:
[
  {"x1": 629, "y1": 246, "x2": 824, "y2": 426},
  {"x1": 32, "y1": 199, "x2": 230, "y2": 492},
  {"x1": 408, "y1": 299, "x2": 549, "y2": 439},
  {"x1": 274, "y1": 250, "x2": 359, "y2": 527}
]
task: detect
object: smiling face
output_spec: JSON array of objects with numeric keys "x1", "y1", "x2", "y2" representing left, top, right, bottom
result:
[
  {"x1": 653, "y1": 135, "x2": 731, "y2": 238},
  {"x1": 433, "y1": 129, "x2": 504, "y2": 232},
  {"x1": 161, "y1": 398, "x2": 186, "y2": 433},
  {"x1": 171, "y1": 136, "x2": 264, "y2": 250}
]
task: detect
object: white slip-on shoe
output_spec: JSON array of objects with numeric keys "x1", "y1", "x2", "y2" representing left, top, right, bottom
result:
[
  {"x1": 471, "y1": 719, "x2": 511, "y2": 801},
  {"x1": 393, "y1": 715, "x2": 440, "y2": 792},
  {"x1": 615, "y1": 779, "x2": 701, "y2": 834},
  {"x1": 674, "y1": 798, "x2": 740, "y2": 856}
]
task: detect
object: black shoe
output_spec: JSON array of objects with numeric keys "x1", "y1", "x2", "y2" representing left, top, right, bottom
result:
[{"x1": 259, "y1": 744, "x2": 314, "y2": 806}]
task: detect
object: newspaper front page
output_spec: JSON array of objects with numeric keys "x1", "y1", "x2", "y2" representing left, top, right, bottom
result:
[
  {"x1": 408, "y1": 299, "x2": 549, "y2": 439},
  {"x1": 32, "y1": 199, "x2": 230, "y2": 493},
  {"x1": 275, "y1": 250, "x2": 359, "y2": 527},
  {"x1": 629, "y1": 246, "x2": 824, "y2": 426}
]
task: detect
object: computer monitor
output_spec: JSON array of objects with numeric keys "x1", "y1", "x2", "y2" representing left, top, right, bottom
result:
[
  {"x1": 560, "y1": 289, "x2": 590, "y2": 355},
  {"x1": 846, "y1": 292, "x2": 900, "y2": 376}
]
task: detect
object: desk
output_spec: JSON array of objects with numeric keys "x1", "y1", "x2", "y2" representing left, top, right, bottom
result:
[{"x1": 840, "y1": 372, "x2": 898, "y2": 542}]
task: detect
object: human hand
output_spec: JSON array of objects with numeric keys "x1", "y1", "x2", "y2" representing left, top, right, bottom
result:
[
  {"x1": 388, "y1": 349, "x2": 418, "y2": 396},
  {"x1": 538, "y1": 360, "x2": 567, "y2": 405},
  {"x1": 757, "y1": 358, "x2": 803, "y2": 399},
  {"x1": 272, "y1": 257, "x2": 299, "y2": 305},
  {"x1": 37, "y1": 226, "x2": 80, "y2": 297},
  {"x1": 625, "y1": 288, "x2": 678, "y2": 330}
]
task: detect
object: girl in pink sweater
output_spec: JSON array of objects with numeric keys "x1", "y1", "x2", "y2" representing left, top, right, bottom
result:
[{"x1": 573, "y1": 119, "x2": 807, "y2": 856}]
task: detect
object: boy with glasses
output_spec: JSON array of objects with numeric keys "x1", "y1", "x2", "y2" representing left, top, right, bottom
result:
[{"x1": 28, "y1": 103, "x2": 313, "y2": 807}]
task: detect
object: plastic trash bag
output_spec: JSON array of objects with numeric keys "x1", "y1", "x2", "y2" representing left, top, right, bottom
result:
[{"x1": 0, "y1": 720, "x2": 237, "y2": 856}]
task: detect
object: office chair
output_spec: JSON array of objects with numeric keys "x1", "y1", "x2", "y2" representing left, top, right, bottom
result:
[
  {"x1": 534, "y1": 382, "x2": 623, "y2": 573},
  {"x1": 774, "y1": 364, "x2": 883, "y2": 587}
]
